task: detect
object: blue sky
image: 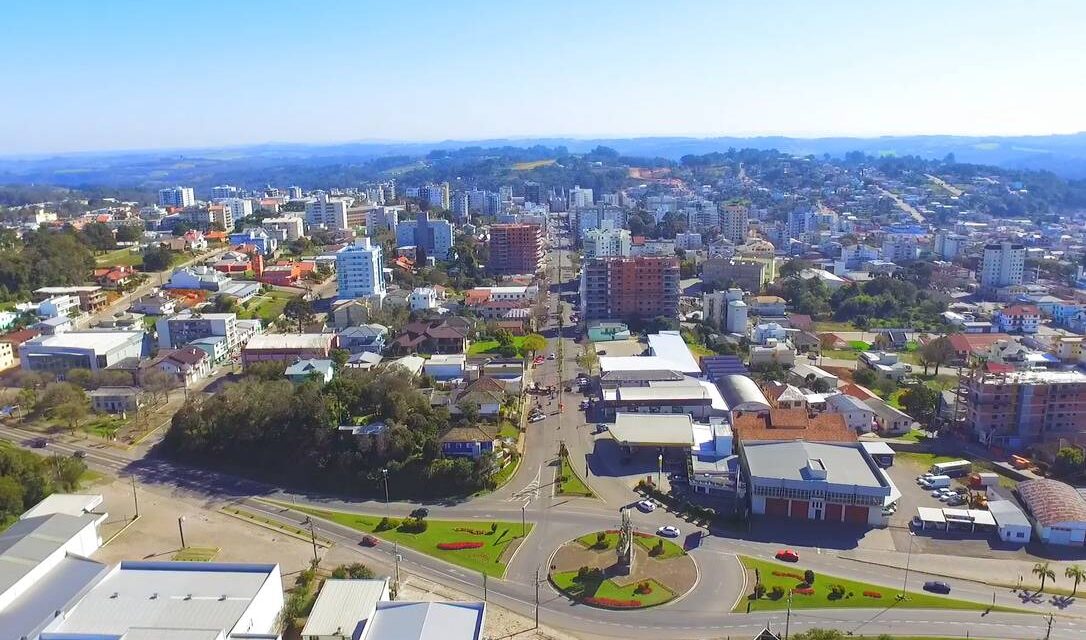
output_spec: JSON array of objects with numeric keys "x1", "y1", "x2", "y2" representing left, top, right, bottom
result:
[{"x1": 1, "y1": 0, "x2": 1084, "y2": 153}]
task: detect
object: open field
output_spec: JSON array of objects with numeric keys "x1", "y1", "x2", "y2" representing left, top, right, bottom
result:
[
  {"x1": 238, "y1": 289, "x2": 295, "y2": 323},
  {"x1": 512, "y1": 159, "x2": 556, "y2": 170},
  {"x1": 95, "y1": 247, "x2": 143, "y2": 267},
  {"x1": 172, "y1": 546, "x2": 219, "y2": 561},
  {"x1": 738, "y1": 556, "x2": 1002, "y2": 612},
  {"x1": 468, "y1": 336, "x2": 531, "y2": 355},
  {"x1": 265, "y1": 501, "x2": 530, "y2": 577}
]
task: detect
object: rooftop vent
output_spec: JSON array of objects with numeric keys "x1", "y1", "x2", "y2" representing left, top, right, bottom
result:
[{"x1": 804, "y1": 458, "x2": 828, "y2": 480}]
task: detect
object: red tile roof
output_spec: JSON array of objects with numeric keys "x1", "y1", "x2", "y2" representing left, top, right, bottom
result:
[
  {"x1": 947, "y1": 333, "x2": 1013, "y2": 355},
  {"x1": 733, "y1": 409, "x2": 855, "y2": 443}
]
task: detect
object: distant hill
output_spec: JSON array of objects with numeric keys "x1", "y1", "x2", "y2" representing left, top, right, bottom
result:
[{"x1": 3, "y1": 132, "x2": 1086, "y2": 189}]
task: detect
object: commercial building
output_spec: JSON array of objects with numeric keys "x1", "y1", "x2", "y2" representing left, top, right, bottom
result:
[
  {"x1": 987, "y1": 499, "x2": 1032, "y2": 544},
  {"x1": 397, "y1": 212, "x2": 454, "y2": 262},
  {"x1": 600, "y1": 376, "x2": 728, "y2": 420},
  {"x1": 158, "y1": 186, "x2": 195, "y2": 208},
  {"x1": 488, "y1": 223, "x2": 545, "y2": 275},
  {"x1": 1016, "y1": 479, "x2": 1086, "y2": 546},
  {"x1": 365, "y1": 601, "x2": 485, "y2": 640},
  {"x1": 263, "y1": 216, "x2": 306, "y2": 241},
  {"x1": 302, "y1": 578, "x2": 390, "y2": 640},
  {"x1": 994, "y1": 304, "x2": 1041, "y2": 334},
  {"x1": 367, "y1": 205, "x2": 402, "y2": 236},
  {"x1": 242, "y1": 333, "x2": 337, "y2": 366},
  {"x1": 580, "y1": 256, "x2": 680, "y2": 321},
  {"x1": 741, "y1": 440, "x2": 892, "y2": 525},
  {"x1": 582, "y1": 223, "x2": 631, "y2": 258},
  {"x1": 337, "y1": 237, "x2": 387, "y2": 300},
  {"x1": 965, "y1": 369, "x2": 1086, "y2": 451},
  {"x1": 702, "y1": 257, "x2": 767, "y2": 292},
  {"x1": 306, "y1": 192, "x2": 351, "y2": 230},
  {"x1": 19, "y1": 330, "x2": 147, "y2": 372},
  {"x1": 980, "y1": 242, "x2": 1025, "y2": 293}
]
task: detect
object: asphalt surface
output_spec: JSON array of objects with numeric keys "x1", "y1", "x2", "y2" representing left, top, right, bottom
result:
[{"x1": 3, "y1": 230, "x2": 1084, "y2": 638}]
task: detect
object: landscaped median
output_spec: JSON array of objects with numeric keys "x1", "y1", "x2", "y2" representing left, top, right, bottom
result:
[
  {"x1": 555, "y1": 454, "x2": 594, "y2": 497},
  {"x1": 736, "y1": 556, "x2": 1008, "y2": 612},
  {"x1": 260, "y1": 500, "x2": 531, "y2": 578}
]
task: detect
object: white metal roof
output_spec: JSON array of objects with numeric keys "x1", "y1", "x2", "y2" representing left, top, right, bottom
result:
[
  {"x1": 301, "y1": 579, "x2": 388, "y2": 638},
  {"x1": 20, "y1": 493, "x2": 103, "y2": 519},
  {"x1": 647, "y1": 331, "x2": 701, "y2": 374},
  {"x1": 244, "y1": 333, "x2": 333, "y2": 350},
  {"x1": 365, "y1": 601, "x2": 485, "y2": 640},
  {"x1": 861, "y1": 441, "x2": 896, "y2": 456},
  {"x1": 25, "y1": 331, "x2": 142, "y2": 354},
  {"x1": 607, "y1": 413, "x2": 695, "y2": 447}
]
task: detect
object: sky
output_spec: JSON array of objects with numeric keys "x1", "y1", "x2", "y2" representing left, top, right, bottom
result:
[{"x1": 1, "y1": 0, "x2": 1084, "y2": 154}]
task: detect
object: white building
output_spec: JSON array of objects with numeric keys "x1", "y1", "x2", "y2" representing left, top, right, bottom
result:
[
  {"x1": 212, "y1": 185, "x2": 239, "y2": 199},
  {"x1": 307, "y1": 192, "x2": 350, "y2": 230},
  {"x1": 220, "y1": 198, "x2": 252, "y2": 231},
  {"x1": 582, "y1": 223, "x2": 631, "y2": 258},
  {"x1": 881, "y1": 233, "x2": 921, "y2": 263},
  {"x1": 37, "y1": 294, "x2": 80, "y2": 319},
  {"x1": 980, "y1": 242, "x2": 1025, "y2": 293},
  {"x1": 720, "y1": 202, "x2": 748, "y2": 244},
  {"x1": 288, "y1": 185, "x2": 303, "y2": 199},
  {"x1": 20, "y1": 331, "x2": 146, "y2": 372},
  {"x1": 675, "y1": 232, "x2": 704, "y2": 250},
  {"x1": 409, "y1": 287, "x2": 439, "y2": 310},
  {"x1": 158, "y1": 186, "x2": 195, "y2": 208},
  {"x1": 726, "y1": 298, "x2": 748, "y2": 334},
  {"x1": 263, "y1": 216, "x2": 306, "y2": 241},
  {"x1": 337, "y1": 237, "x2": 386, "y2": 300},
  {"x1": 825, "y1": 392, "x2": 876, "y2": 433},
  {"x1": 568, "y1": 185, "x2": 594, "y2": 208}
]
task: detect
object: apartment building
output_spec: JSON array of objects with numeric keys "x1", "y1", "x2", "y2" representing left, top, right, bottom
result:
[
  {"x1": 306, "y1": 192, "x2": 350, "y2": 230},
  {"x1": 568, "y1": 185, "x2": 593, "y2": 208},
  {"x1": 702, "y1": 257, "x2": 768, "y2": 292},
  {"x1": 980, "y1": 242, "x2": 1025, "y2": 293},
  {"x1": 582, "y1": 223, "x2": 631, "y2": 258},
  {"x1": 263, "y1": 216, "x2": 305, "y2": 241},
  {"x1": 367, "y1": 205, "x2": 402, "y2": 236},
  {"x1": 158, "y1": 186, "x2": 195, "y2": 208},
  {"x1": 157, "y1": 311, "x2": 240, "y2": 354},
  {"x1": 488, "y1": 223, "x2": 544, "y2": 275},
  {"x1": 218, "y1": 197, "x2": 250, "y2": 231},
  {"x1": 336, "y1": 237, "x2": 387, "y2": 300},
  {"x1": 396, "y1": 212, "x2": 453, "y2": 261},
  {"x1": 580, "y1": 256, "x2": 680, "y2": 321},
  {"x1": 966, "y1": 369, "x2": 1086, "y2": 451},
  {"x1": 721, "y1": 202, "x2": 749, "y2": 244}
]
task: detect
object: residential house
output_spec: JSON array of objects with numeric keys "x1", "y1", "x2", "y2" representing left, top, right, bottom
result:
[
  {"x1": 859, "y1": 351, "x2": 911, "y2": 381},
  {"x1": 749, "y1": 340, "x2": 795, "y2": 367},
  {"x1": 995, "y1": 304, "x2": 1041, "y2": 334},
  {"x1": 452, "y1": 376, "x2": 506, "y2": 417},
  {"x1": 148, "y1": 347, "x2": 212, "y2": 387},
  {"x1": 872, "y1": 329, "x2": 910, "y2": 351},
  {"x1": 440, "y1": 423, "x2": 499, "y2": 460},
  {"x1": 129, "y1": 293, "x2": 177, "y2": 316},
  {"x1": 787, "y1": 362, "x2": 839, "y2": 389},
  {"x1": 409, "y1": 287, "x2": 440, "y2": 311},
  {"x1": 338, "y1": 324, "x2": 388, "y2": 354},
  {"x1": 946, "y1": 333, "x2": 1013, "y2": 365},
  {"x1": 791, "y1": 330, "x2": 821, "y2": 354},
  {"x1": 424, "y1": 354, "x2": 467, "y2": 381},
  {"x1": 88, "y1": 387, "x2": 143, "y2": 414},
  {"x1": 93, "y1": 266, "x2": 134, "y2": 289},
  {"x1": 211, "y1": 250, "x2": 252, "y2": 273},
  {"x1": 763, "y1": 382, "x2": 806, "y2": 410},
  {"x1": 825, "y1": 392, "x2": 876, "y2": 433},
  {"x1": 285, "y1": 359, "x2": 335, "y2": 384},
  {"x1": 865, "y1": 398, "x2": 914, "y2": 436},
  {"x1": 388, "y1": 318, "x2": 471, "y2": 355},
  {"x1": 747, "y1": 295, "x2": 787, "y2": 316}
]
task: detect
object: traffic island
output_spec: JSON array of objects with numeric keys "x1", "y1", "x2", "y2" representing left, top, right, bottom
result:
[{"x1": 548, "y1": 530, "x2": 697, "y2": 609}]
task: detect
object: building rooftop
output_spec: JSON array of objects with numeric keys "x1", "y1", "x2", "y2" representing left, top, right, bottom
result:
[
  {"x1": 987, "y1": 499, "x2": 1031, "y2": 529},
  {"x1": 743, "y1": 441, "x2": 886, "y2": 489},
  {"x1": 19, "y1": 493, "x2": 103, "y2": 519},
  {"x1": 646, "y1": 331, "x2": 701, "y2": 374},
  {"x1": 22, "y1": 330, "x2": 143, "y2": 354},
  {"x1": 365, "y1": 601, "x2": 485, "y2": 640},
  {"x1": 1017, "y1": 479, "x2": 1086, "y2": 527},
  {"x1": 244, "y1": 333, "x2": 334, "y2": 351},
  {"x1": 0, "y1": 512, "x2": 103, "y2": 596},
  {"x1": 300, "y1": 578, "x2": 389, "y2": 639},
  {"x1": 734, "y1": 409, "x2": 854, "y2": 443},
  {"x1": 971, "y1": 369, "x2": 1086, "y2": 385},
  {"x1": 606, "y1": 413, "x2": 695, "y2": 447}
]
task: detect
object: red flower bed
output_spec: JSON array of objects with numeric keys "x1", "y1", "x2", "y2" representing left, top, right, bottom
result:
[
  {"x1": 437, "y1": 541, "x2": 485, "y2": 550},
  {"x1": 863, "y1": 591, "x2": 882, "y2": 599},
  {"x1": 633, "y1": 531, "x2": 654, "y2": 538},
  {"x1": 454, "y1": 527, "x2": 488, "y2": 535},
  {"x1": 772, "y1": 571, "x2": 805, "y2": 580},
  {"x1": 791, "y1": 587, "x2": 815, "y2": 595},
  {"x1": 604, "y1": 529, "x2": 619, "y2": 534},
  {"x1": 584, "y1": 597, "x2": 643, "y2": 608}
]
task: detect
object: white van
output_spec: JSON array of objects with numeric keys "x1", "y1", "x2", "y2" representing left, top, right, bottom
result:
[{"x1": 920, "y1": 475, "x2": 951, "y2": 489}]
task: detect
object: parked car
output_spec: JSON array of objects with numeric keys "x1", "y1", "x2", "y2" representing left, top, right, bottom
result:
[
  {"x1": 923, "y1": 581, "x2": 952, "y2": 594},
  {"x1": 945, "y1": 495, "x2": 967, "y2": 507},
  {"x1": 594, "y1": 423, "x2": 608, "y2": 434},
  {"x1": 775, "y1": 549, "x2": 800, "y2": 562},
  {"x1": 547, "y1": 353, "x2": 557, "y2": 360},
  {"x1": 529, "y1": 413, "x2": 546, "y2": 423},
  {"x1": 657, "y1": 525, "x2": 680, "y2": 538},
  {"x1": 636, "y1": 500, "x2": 656, "y2": 513},
  {"x1": 73, "y1": 450, "x2": 86, "y2": 459},
  {"x1": 30, "y1": 438, "x2": 48, "y2": 448},
  {"x1": 910, "y1": 516, "x2": 924, "y2": 529},
  {"x1": 579, "y1": 401, "x2": 590, "y2": 410}
]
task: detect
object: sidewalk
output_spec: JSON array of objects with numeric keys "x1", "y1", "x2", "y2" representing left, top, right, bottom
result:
[{"x1": 839, "y1": 548, "x2": 1081, "y2": 591}]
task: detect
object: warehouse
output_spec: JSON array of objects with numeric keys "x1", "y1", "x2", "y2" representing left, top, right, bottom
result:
[{"x1": 1017, "y1": 479, "x2": 1086, "y2": 546}]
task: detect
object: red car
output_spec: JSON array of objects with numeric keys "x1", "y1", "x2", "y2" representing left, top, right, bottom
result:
[
  {"x1": 360, "y1": 535, "x2": 379, "y2": 547},
  {"x1": 775, "y1": 549, "x2": 799, "y2": 562},
  {"x1": 533, "y1": 356, "x2": 545, "y2": 366}
]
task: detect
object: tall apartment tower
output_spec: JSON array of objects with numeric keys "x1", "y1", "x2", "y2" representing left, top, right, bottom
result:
[
  {"x1": 306, "y1": 192, "x2": 350, "y2": 230},
  {"x1": 219, "y1": 198, "x2": 251, "y2": 231},
  {"x1": 721, "y1": 202, "x2": 749, "y2": 244},
  {"x1": 523, "y1": 181, "x2": 543, "y2": 204},
  {"x1": 568, "y1": 185, "x2": 594, "y2": 209},
  {"x1": 980, "y1": 242, "x2": 1025, "y2": 293},
  {"x1": 488, "y1": 223, "x2": 545, "y2": 275},
  {"x1": 396, "y1": 212, "x2": 453, "y2": 262},
  {"x1": 582, "y1": 223, "x2": 631, "y2": 258},
  {"x1": 336, "y1": 237, "x2": 386, "y2": 300},
  {"x1": 211, "y1": 185, "x2": 238, "y2": 199},
  {"x1": 580, "y1": 256, "x2": 680, "y2": 321},
  {"x1": 287, "y1": 186, "x2": 303, "y2": 199},
  {"x1": 158, "y1": 186, "x2": 195, "y2": 208}
]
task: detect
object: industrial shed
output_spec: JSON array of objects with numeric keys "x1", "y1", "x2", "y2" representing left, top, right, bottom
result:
[{"x1": 1017, "y1": 479, "x2": 1086, "y2": 546}]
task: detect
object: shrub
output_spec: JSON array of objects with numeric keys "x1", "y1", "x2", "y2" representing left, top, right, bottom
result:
[
  {"x1": 768, "y1": 585, "x2": 785, "y2": 600},
  {"x1": 398, "y1": 517, "x2": 428, "y2": 534},
  {"x1": 436, "y1": 541, "x2": 485, "y2": 550},
  {"x1": 490, "y1": 522, "x2": 498, "y2": 534},
  {"x1": 577, "y1": 565, "x2": 590, "y2": 579},
  {"x1": 454, "y1": 527, "x2": 488, "y2": 535},
  {"x1": 583, "y1": 596, "x2": 642, "y2": 608},
  {"x1": 753, "y1": 583, "x2": 767, "y2": 599},
  {"x1": 634, "y1": 581, "x2": 653, "y2": 595},
  {"x1": 829, "y1": 584, "x2": 846, "y2": 600},
  {"x1": 792, "y1": 587, "x2": 814, "y2": 595},
  {"x1": 804, "y1": 569, "x2": 816, "y2": 585},
  {"x1": 772, "y1": 570, "x2": 804, "y2": 580},
  {"x1": 376, "y1": 517, "x2": 401, "y2": 531},
  {"x1": 650, "y1": 539, "x2": 665, "y2": 557}
]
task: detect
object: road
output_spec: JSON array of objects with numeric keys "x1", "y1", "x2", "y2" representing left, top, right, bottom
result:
[
  {"x1": 3, "y1": 225, "x2": 1083, "y2": 638},
  {"x1": 873, "y1": 183, "x2": 926, "y2": 225}
]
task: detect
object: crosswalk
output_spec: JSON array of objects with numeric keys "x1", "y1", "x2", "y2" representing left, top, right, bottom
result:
[{"x1": 507, "y1": 465, "x2": 543, "y2": 502}]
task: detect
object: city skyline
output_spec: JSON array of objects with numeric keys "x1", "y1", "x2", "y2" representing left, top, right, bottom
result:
[{"x1": 2, "y1": 0, "x2": 1085, "y2": 154}]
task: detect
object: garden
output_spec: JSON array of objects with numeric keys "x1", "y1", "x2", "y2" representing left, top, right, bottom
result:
[{"x1": 262, "y1": 500, "x2": 530, "y2": 577}]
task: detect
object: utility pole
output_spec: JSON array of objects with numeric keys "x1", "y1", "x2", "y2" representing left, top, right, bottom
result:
[
  {"x1": 1045, "y1": 613, "x2": 1054, "y2": 640},
  {"x1": 534, "y1": 567, "x2": 540, "y2": 629},
  {"x1": 900, "y1": 532, "x2": 915, "y2": 599},
  {"x1": 784, "y1": 589, "x2": 792, "y2": 640},
  {"x1": 482, "y1": 571, "x2": 487, "y2": 602},
  {"x1": 305, "y1": 516, "x2": 319, "y2": 568},
  {"x1": 130, "y1": 476, "x2": 139, "y2": 519},
  {"x1": 177, "y1": 516, "x2": 186, "y2": 549},
  {"x1": 381, "y1": 468, "x2": 390, "y2": 519}
]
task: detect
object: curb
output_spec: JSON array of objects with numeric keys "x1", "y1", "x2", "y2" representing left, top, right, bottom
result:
[
  {"x1": 102, "y1": 514, "x2": 141, "y2": 546},
  {"x1": 220, "y1": 506, "x2": 334, "y2": 547},
  {"x1": 731, "y1": 553, "x2": 748, "y2": 612}
]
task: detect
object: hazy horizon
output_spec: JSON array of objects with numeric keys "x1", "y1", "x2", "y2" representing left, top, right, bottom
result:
[{"x1": 3, "y1": 0, "x2": 1085, "y2": 155}]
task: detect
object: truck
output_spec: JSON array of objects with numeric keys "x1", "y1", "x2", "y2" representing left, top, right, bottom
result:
[
  {"x1": 968, "y1": 472, "x2": 1000, "y2": 488},
  {"x1": 930, "y1": 460, "x2": 972, "y2": 478},
  {"x1": 920, "y1": 475, "x2": 952, "y2": 489}
]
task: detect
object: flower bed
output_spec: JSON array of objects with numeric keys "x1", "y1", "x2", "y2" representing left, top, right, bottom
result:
[
  {"x1": 772, "y1": 570, "x2": 805, "y2": 580},
  {"x1": 792, "y1": 587, "x2": 815, "y2": 595},
  {"x1": 436, "y1": 541, "x2": 485, "y2": 550},
  {"x1": 454, "y1": 527, "x2": 488, "y2": 535},
  {"x1": 863, "y1": 591, "x2": 883, "y2": 599},
  {"x1": 633, "y1": 531, "x2": 654, "y2": 538},
  {"x1": 583, "y1": 596, "x2": 643, "y2": 608}
]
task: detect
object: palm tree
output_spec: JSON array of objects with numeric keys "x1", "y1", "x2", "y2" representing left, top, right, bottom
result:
[
  {"x1": 1065, "y1": 565, "x2": 1086, "y2": 596},
  {"x1": 1033, "y1": 562, "x2": 1056, "y2": 593}
]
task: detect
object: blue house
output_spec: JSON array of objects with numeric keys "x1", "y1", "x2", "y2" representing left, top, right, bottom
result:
[
  {"x1": 229, "y1": 228, "x2": 278, "y2": 256},
  {"x1": 338, "y1": 323, "x2": 388, "y2": 354},
  {"x1": 440, "y1": 424, "x2": 499, "y2": 459},
  {"x1": 284, "y1": 359, "x2": 334, "y2": 384}
]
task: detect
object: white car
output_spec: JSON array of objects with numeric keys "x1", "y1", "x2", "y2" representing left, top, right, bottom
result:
[
  {"x1": 656, "y1": 525, "x2": 680, "y2": 538},
  {"x1": 636, "y1": 500, "x2": 656, "y2": 513},
  {"x1": 547, "y1": 353, "x2": 557, "y2": 360},
  {"x1": 930, "y1": 489, "x2": 945, "y2": 498},
  {"x1": 528, "y1": 413, "x2": 546, "y2": 423}
]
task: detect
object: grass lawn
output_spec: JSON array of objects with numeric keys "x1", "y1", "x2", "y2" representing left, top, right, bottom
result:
[
  {"x1": 737, "y1": 556, "x2": 1001, "y2": 612},
  {"x1": 813, "y1": 321, "x2": 858, "y2": 332},
  {"x1": 895, "y1": 451, "x2": 961, "y2": 467},
  {"x1": 468, "y1": 336, "x2": 529, "y2": 355},
  {"x1": 848, "y1": 340, "x2": 871, "y2": 351},
  {"x1": 266, "y1": 501, "x2": 530, "y2": 577},
  {"x1": 489, "y1": 455, "x2": 521, "y2": 490},
  {"x1": 172, "y1": 546, "x2": 219, "y2": 561},
  {"x1": 822, "y1": 349, "x2": 860, "y2": 361},
  {"x1": 897, "y1": 429, "x2": 929, "y2": 443},
  {"x1": 576, "y1": 531, "x2": 620, "y2": 549},
  {"x1": 84, "y1": 416, "x2": 125, "y2": 440},
  {"x1": 498, "y1": 420, "x2": 519, "y2": 440},
  {"x1": 633, "y1": 534, "x2": 686, "y2": 559},
  {"x1": 685, "y1": 341, "x2": 715, "y2": 358},
  {"x1": 551, "y1": 571, "x2": 674, "y2": 607},
  {"x1": 79, "y1": 467, "x2": 106, "y2": 487},
  {"x1": 512, "y1": 159, "x2": 556, "y2": 171},
  {"x1": 95, "y1": 247, "x2": 143, "y2": 267},
  {"x1": 238, "y1": 290, "x2": 296, "y2": 323},
  {"x1": 556, "y1": 455, "x2": 594, "y2": 497}
]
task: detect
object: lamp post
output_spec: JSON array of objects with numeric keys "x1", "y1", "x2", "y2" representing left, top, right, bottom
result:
[
  {"x1": 381, "y1": 468, "x2": 390, "y2": 519},
  {"x1": 521, "y1": 499, "x2": 529, "y2": 538},
  {"x1": 899, "y1": 531, "x2": 915, "y2": 600},
  {"x1": 177, "y1": 516, "x2": 186, "y2": 549},
  {"x1": 657, "y1": 452, "x2": 663, "y2": 488}
]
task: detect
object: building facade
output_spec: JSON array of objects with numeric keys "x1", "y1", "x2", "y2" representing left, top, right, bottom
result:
[
  {"x1": 306, "y1": 192, "x2": 350, "y2": 230},
  {"x1": 966, "y1": 369, "x2": 1086, "y2": 451},
  {"x1": 488, "y1": 223, "x2": 544, "y2": 275},
  {"x1": 336, "y1": 237, "x2": 387, "y2": 299},
  {"x1": 580, "y1": 256, "x2": 680, "y2": 321},
  {"x1": 980, "y1": 242, "x2": 1025, "y2": 293}
]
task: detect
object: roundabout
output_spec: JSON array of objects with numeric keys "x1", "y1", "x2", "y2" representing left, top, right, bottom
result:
[{"x1": 547, "y1": 523, "x2": 698, "y2": 610}]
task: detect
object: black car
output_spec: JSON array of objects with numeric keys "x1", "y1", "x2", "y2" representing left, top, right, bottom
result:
[
  {"x1": 73, "y1": 450, "x2": 86, "y2": 459},
  {"x1": 923, "y1": 581, "x2": 951, "y2": 594}
]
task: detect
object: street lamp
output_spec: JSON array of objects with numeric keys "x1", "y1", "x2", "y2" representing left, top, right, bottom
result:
[
  {"x1": 177, "y1": 516, "x2": 187, "y2": 549},
  {"x1": 657, "y1": 453, "x2": 663, "y2": 488},
  {"x1": 380, "y1": 469, "x2": 390, "y2": 519},
  {"x1": 899, "y1": 531, "x2": 915, "y2": 600},
  {"x1": 521, "y1": 498, "x2": 530, "y2": 538}
]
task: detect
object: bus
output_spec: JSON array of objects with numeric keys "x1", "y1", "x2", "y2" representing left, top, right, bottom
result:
[{"x1": 930, "y1": 460, "x2": 972, "y2": 478}]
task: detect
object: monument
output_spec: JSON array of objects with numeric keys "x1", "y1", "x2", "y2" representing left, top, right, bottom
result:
[{"x1": 615, "y1": 507, "x2": 633, "y2": 575}]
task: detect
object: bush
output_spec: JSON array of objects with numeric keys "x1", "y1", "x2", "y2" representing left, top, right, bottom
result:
[
  {"x1": 634, "y1": 581, "x2": 653, "y2": 595},
  {"x1": 753, "y1": 583, "x2": 767, "y2": 599},
  {"x1": 862, "y1": 590, "x2": 883, "y2": 599},
  {"x1": 829, "y1": 583, "x2": 846, "y2": 600},
  {"x1": 398, "y1": 517, "x2": 428, "y2": 534},
  {"x1": 804, "y1": 569, "x2": 816, "y2": 585},
  {"x1": 490, "y1": 522, "x2": 498, "y2": 534},
  {"x1": 650, "y1": 539, "x2": 665, "y2": 557},
  {"x1": 454, "y1": 527, "x2": 488, "y2": 535},
  {"x1": 436, "y1": 541, "x2": 485, "y2": 550},
  {"x1": 768, "y1": 585, "x2": 785, "y2": 600},
  {"x1": 376, "y1": 517, "x2": 401, "y2": 531},
  {"x1": 792, "y1": 587, "x2": 815, "y2": 595}
]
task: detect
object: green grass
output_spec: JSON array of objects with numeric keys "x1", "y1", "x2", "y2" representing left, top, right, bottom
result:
[
  {"x1": 512, "y1": 159, "x2": 557, "y2": 171},
  {"x1": 489, "y1": 455, "x2": 521, "y2": 490},
  {"x1": 737, "y1": 556, "x2": 1004, "y2": 612},
  {"x1": 813, "y1": 321, "x2": 858, "y2": 332},
  {"x1": 468, "y1": 336, "x2": 529, "y2": 355},
  {"x1": 238, "y1": 290, "x2": 296, "y2": 323},
  {"x1": 895, "y1": 451, "x2": 961, "y2": 467},
  {"x1": 821, "y1": 349, "x2": 860, "y2": 361},
  {"x1": 172, "y1": 546, "x2": 219, "y2": 561},
  {"x1": 265, "y1": 501, "x2": 530, "y2": 577},
  {"x1": 576, "y1": 531, "x2": 620, "y2": 550},
  {"x1": 84, "y1": 416, "x2": 125, "y2": 440},
  {"x1": 95, "y1": 247, "x2": 144, "y2": 267},
  {"x1": 78, "y1": 468, "x2": 106, "y2": 487},
  {"x1": 556, "y1": 455, "x2": 594, "y2": 497},
  {"x1": 897, "y1": 429, "x2": 929, "y2": 443},
  {"x1": 551, "y1": 571, "x2": 674, "y2": 607},
  {"x1": 633, "y1": 534, "x2": 686, "y2": 559},
  {"x1": 848, "y1": 340, "x2": 871, "y2": 351},
  {"x1": 498, "y1": 420, "x2": 519, "y2": 440}
]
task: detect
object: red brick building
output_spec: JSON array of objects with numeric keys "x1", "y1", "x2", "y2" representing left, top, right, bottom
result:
[
  {"x1": 581, "y1": 256, "x2": 680, "y2": 321},
  {"x1": 487, "y1": 224, "x2": 544, "y2": 275}
]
